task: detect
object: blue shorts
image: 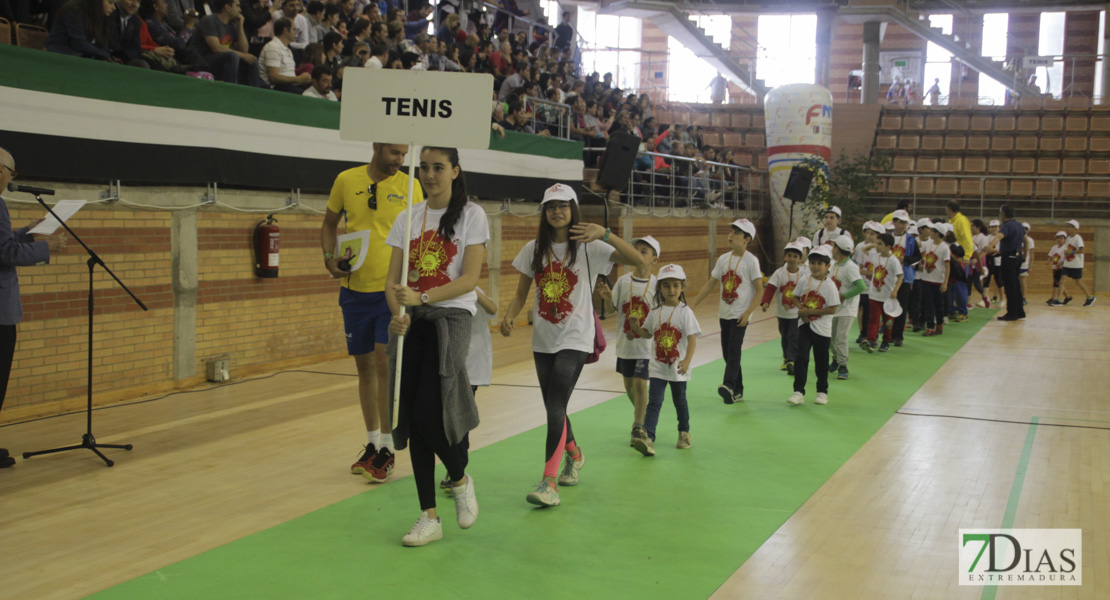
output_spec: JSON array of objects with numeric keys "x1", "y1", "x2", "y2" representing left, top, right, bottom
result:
[
  {"x1": 615, "y1": 357, "x2": 649, "y2": 379},
  {"x1": 339, "y1": 287, "x2": 391, "y2": 354}
]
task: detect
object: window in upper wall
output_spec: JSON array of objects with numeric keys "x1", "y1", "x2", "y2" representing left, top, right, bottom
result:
[
  {"x1": 756, "y1": 14, "x2": 817, "y2": 89},
  {"x1": 576, "y1": 7, "x2": 641, "y2": 93},
  {"x1": 978, "y1": 13, "x2": 1009, "y2": 105},
  {"x1": 924, "y1": 14, "x2": 953, "y2": 105},
  {"x1": 1038, "y1": 12, "x2": 1066, "y2": 98}
]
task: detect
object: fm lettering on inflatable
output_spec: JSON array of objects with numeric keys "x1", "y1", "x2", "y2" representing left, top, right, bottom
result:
[{"x1": 763, "y1": 84, "x2": 832, "y2": 253}]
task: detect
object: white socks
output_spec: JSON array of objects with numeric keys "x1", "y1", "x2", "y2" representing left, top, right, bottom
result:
[
  {"x1": 367, "y1": 430, "x2": 380, "y2": 448},
  {"x1": 380, "y1": 433, "x2": 394, "y2": 453}
]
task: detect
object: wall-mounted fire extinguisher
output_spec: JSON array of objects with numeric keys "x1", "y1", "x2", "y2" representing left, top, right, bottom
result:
[{"x1": 253, "y1": 214, "x2": 279, "y2": 278}]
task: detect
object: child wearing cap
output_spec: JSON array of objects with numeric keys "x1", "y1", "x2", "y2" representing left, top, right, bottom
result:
[
  {"x1": 918, "y1": 221, "x2": 951, "y2": 335},
  {"x1": 598, "y1": 236, "x2": 660, "y2": 454},
  {"x1": 827, "y1": 235, "x2": 866, "y2": 380},
  {"x1": 693, "y1": 218, "x2": 763, "y2": 404},
  {"x1": 811, "y1": 205, "x2": 850, "y2": 248},
  {"x1": 948, "y1": 241, "x2": 970, "y2": 323},
  {"x1": 908, "y1": 218, "x2": 931, "y2": 332},
  {"x1": 861, "y1": 233, "x2": 903, "y2": 352},
  {"x1": 1019, "y1": 222, "x2": 1034, "y2": 305},
  {"x1": 760, "y1": 243, "x2": 805, "y2": 375},
  {"x1": 854, "y1": 222, "x2": 884, "y2": 344},
  {"x1": 890, "y1": 211, "x2": 919, "y2": 346},
  {"x1": 1062, "y1": 220, "x2": 1095, "y2": 306},
  {"x1": 970, "y1": 219, "x2": 992, "y2": 309},
  {"x1": 787, "y1": 246, "x2": 840, "y2": 406},
  {"x1": 629, "y1": 264, "x2": 701, "y2": 451},
  {"x1": 1047, "y1": 231, "x2": 1072, "y2": 306},
  {"x1": 982, "y1": 219, "x2": 1004, "y2": 307},
  {"x1": 501, "y1": 183, "x2": 647, "y2": 508}
]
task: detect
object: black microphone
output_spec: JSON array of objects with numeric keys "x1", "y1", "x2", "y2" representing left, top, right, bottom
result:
[{"x1": 6, "y1": 183, "x2": 56, "y2": 196}]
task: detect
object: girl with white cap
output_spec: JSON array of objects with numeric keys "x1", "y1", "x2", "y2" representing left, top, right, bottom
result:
[
  {"x1": 629, "y1": 264, "x2": 701, "y2": 451},
  {"x1": 501, "y1": 183, "x2": 645, "y2": 508}
]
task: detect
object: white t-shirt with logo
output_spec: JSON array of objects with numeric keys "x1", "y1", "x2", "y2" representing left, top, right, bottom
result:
[
  {"x1": 385, "y1": 201, "x2": 490, "y2": 315},
  {"x1": 854, "y1": 242, "x2": 876, "y2": 295},
  {"x1": 710, "y1": 250, "x2": 762, "y2": 320},
  {"x1": 918, "y1": 239, "x2": 950, "y2": 284},
  {"x1": 611, "y1": 272, "x2": 657, "y2": 360},
  {"x1": 830, "y1": 258, "x2": 863, "y2": 316},
  {"x1": 870, "y1": 254, "x2": 903, "y2": 302},
  {"x1": 1049, "y1": 244, "x2": 1066, "y2": 271},
  {"x1": 1022, "y1": 236, "x2": 1035, "y2": 270},
  {"x1": 644, "y1": 303, "x2": 701, "y2": 382},
  {"x1": 766, "y1": 265, "x2": 802, "y2": 319},
  {"x1": 793, "y1": 275, "x2": 840, "y2": 337},
  {"x1": 465, "y1": 287, "x2": 495, "y2": 387},
  {"x1": 512, "y1": 239, "x2": 616, "y2": 354},
  {"x1": 1064, "y1": 234, "x2": 1084, "y2": 268}
]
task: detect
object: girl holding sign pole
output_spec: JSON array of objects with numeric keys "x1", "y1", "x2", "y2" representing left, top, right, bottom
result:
[
  {"x1": 501, "y1": 183, "x2": 645, "y2": 508},
  {"x1": 385, "y1": 147, "x2": 489, "y2": 547}
]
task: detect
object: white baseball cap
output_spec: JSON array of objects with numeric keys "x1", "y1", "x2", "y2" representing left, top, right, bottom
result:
[
  {"x1": 883, "y1": 298, "x2": 903, "y2": 318},
  {"x1": 657, "y1": 263, "x2": 686, "y2": 281},
  {"x1": 632, "y1": 235, "x2": 661, "y2": 257},
  {"x1": 833, "y1": 234, "x2": 854, "y2": 253},
  {"x1": 1055, "y1": 230, "x2": 1067, "y2": 237},
  {"x1": 989, "y1": 219, "x2": 1000, "y2": 227},
  {"x1": 892, "y1": 209, "x2": 911, "y2": 222},
  {"x1": 808, "y1": 245, "x2": 833, "y2": 260},
  {"x1": 864, "y1": 221, "x2": 885, "y2": 234},
  {"x1": 1021, "y1": 222, "x2": 1031, "y2": 231},
  {"x1": 795, "y1": 236, "x2": 813, "y2": 249},
  {"x1": 826, "y1": 206, "x2": 842, "y2": 218},
  {"x1": 784, "y1": 242, "x2": 804, "y2": 254},
  {"x1": 542, "y1": 183, "x2": 578, "y2": 204},
  {"x1": 730, "y1": 218, "x2": 756, "y2": 240},
  {"x1": 884, "y1": 222, "x2": 895, "y2": 231},
  {"x1": 908, "y1": 223, "x2": 919, "y2": 236},
  {"x1": 1066, "y1": 219, "x2": 1080, "y2": 229},
  {"x1": 916, "y1": 218, "x2": 932, "y2": 229}
]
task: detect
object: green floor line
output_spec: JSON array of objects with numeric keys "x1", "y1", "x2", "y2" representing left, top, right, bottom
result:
[
  {"x1": 86, "y1": 311, "x2": 996, "y2": 600},
  {"x1": 979, "y1": 417, "x2": 1040, "y2": 600}
]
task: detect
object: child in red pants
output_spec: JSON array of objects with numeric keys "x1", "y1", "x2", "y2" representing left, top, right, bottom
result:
[{"x1": 860, "y1": 233, "x2": 903, "y2": 353}]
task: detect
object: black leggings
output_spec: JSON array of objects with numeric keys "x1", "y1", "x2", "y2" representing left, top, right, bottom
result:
[
  {"x1": 400, "y1": 319, "x2": 469, "y2": 511},
  {"x1": 534, "y1": 350, "x2": 587, "y2": 477},
  {"x1": 0, "y1": 324, "x2": 14, "y2": 413}
]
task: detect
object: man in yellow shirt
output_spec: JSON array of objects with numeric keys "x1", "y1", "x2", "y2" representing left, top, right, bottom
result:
[
  {"x1": 945, "y1": 199, "x2": 973, "y2": 259},
  {"x1": 321, "y1": 143, "x2": 424, "y2": 482}
]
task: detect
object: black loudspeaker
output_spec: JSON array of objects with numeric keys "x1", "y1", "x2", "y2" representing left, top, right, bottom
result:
[
  {"x1": 596, "y1": 131, "x2": 640, "y2": 192},
  {"x1": 783, "y1": 165, "x2": 814, "y2": 204}
]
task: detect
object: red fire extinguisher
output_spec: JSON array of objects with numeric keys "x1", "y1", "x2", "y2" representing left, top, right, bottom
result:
[{"x1": 253, "y1": 214, "x2": 279, "y2": 278}]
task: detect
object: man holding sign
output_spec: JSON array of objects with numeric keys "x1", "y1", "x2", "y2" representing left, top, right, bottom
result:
[{"x1": 322, "y1": 143, "x2": 424, "y2": 483}]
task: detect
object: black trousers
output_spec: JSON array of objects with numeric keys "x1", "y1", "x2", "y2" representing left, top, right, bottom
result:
[
  {"x1": 400, "y1": 319, "x2": 469, "y2": 511},
  {"x1": 891, "y1": 281, "x2": 912, "y2": 341},
  {"x1": 719, "y1": 319, "x2": 748, "y2": 394},
  {"x1": 0, "y1": 324, "x2": 14, "y2": 413},
  {"x1": 1001, "y1": 255, "x2": 1026, "y2": 319},
  {"x1": 793, "y1": 324, "x2": 830, "y2": 394}
]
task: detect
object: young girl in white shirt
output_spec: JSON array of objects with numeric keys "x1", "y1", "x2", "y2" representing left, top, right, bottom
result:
[
  {"x1": 629, "y1": 264, "x2": 700, "y2": 453},
  {"x1": 385, "y1": 147, "x2": 489, "y2": 547},
  {"x1": 500, "y1": 184, "x2": 644, "y2": 508}
]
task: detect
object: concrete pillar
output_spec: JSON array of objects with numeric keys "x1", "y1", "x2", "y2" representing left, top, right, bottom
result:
[
  {"x1": 815, "y1": 9, "x2": 836, "y2": 87},
  {"x1": 621, "y1": 209, "x2": 634, "y2": 242},
  {"x1": 172, "y1": 210, "x2": 198, "y2": 381},
  {"x1": 1101, "y1": 8, "x2": 1110, "y2": 103},
  {"x1": 861, "y1": 21, "x2": 882, "y2": 104},
  {"x1": 486, "y1": 211, "x2": 502, "y2": 308}
]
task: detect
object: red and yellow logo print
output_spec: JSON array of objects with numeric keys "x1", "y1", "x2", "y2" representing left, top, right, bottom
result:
[
  {"x1": 720, "y1": 270, "x2": 742, "y2": 304},
  {"x1": 799, "y1": 289, "x2": 826, "y2": 321},
  {"x1": 780, "y1": 280, "x2": 798, "y2": 309},
  {"x1": 535, "y1": 262, "x2": 579, "y2": 324},
  {"x1": 408, "y1": 230, "x2": 458, "y2": 293},
  {"x1": 923, "y1": 250, "x2": 938, "y2": 273},
  {"x1": 1065, "y1": 244, "x2": 1078, "y2": 262},
  {"x1": 654, "y1": 322, "x2": 683, "y2": 365},
  {"x1": 872, "y1": 264, "x2": 889, "y2": 290},
  {"x1": 892, "y1": 244, "x2": 906, "y2": 260},
  {"x1": 622, "y1": 296, "x2": 651, "y2": 337}
]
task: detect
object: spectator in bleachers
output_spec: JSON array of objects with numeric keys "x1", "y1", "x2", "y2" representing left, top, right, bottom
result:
[
  {"x1": 139, "y1": 0, "x2": 197, "y2": 69},
  {"x1": 161, "y1": 0, "x2": 195, "y2": 37},
  {"x1": 489, "y1": 40, "x2": 510, "y2": 77},
  {"x1": 320, "y1": 30, "x2": 344, "y2": 74},
  {"x1": 46, "y1": 0, "x2": 113, "y2": 61},
  {"x1": 304, "y1": 0, "x2": 326, "y2": 43},
  {"x1": 436, "y1": 11, "x2": 460, "y2": 43},
  {"x1": 242, "y1": 0, "x2": 274, "y2": 52},
  {"x1": 440, "y1": 42, "x2": 463, "y2": 71},
  {"x1": 498, "y1": 61, "x2": 529, "y2": 101},
  {"x1": 345, "y1": 40, "x2": 369, "y2": 69},
  {"x1": 343, "y1": 18, "x2": 369, "y2": 56},
  {"x1": 271, "y1": 0, "x2": 307, "y2": 52},
  {"x1": 498, "y1": 98, "x2": 548, "y2": 136},
  {"x1": 362, "y1": 2, "x2": 380, "y2": 24},
  {"x1": 384, "y1": 20, "x2": 403, "y2": 52},
  {"x1": 553, "y1": 10, "x2": 572, "y2": 51},
  {"x1": 189, "y1": 0, "x2": 262, "y2": 87},
  {"x1": 366, "y1": 42, "x2": 386, "y2": 68},
  {"x1": 296, "y1": 41, "x2": 323, "y2": 75},
  {"x1": 583, "y1": 99, "x2": 610, "y2": 144},
  {"x1": 260, "y1": 17, "x2": 311, "y2": 92},
  {"x1": 108, "y1": 0, "x2": 152, "y2": 67},
  {"x1": 302, "y1": 65, "x2": 337, "y2": 100},
  {"x1": 337, "y1": 0, "x2": 357, "y2": 28}
]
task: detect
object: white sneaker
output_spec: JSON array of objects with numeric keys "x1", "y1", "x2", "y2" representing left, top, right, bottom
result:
[
  {"x1": 525, "y1": 480, "x2": 561, "y2": 507},
  {"x1": 557, "y1": 451, "x2": 585, "y2": 486},
  {"x1": 787, "y1": 391, "x2": 804, "y2": 405},
  {"x1": 815, "y1": 393, "x2": 828, "y2": 405},
  {"x1": 451, "y1": 473, "x2": 478, "y2": 529},
  {"x1": 401, "y1": 511, "x2": 442, "y2": 547}
]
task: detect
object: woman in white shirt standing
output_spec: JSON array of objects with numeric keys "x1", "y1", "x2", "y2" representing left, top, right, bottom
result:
[
  {"x1": 501, "y1": 184, "x2": 645, "y2": 508},
  {"x1": 385, "y1": 147, "x2": 489, "y2": 547}
]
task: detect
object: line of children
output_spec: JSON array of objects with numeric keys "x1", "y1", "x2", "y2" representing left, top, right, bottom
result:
[
  {"x1": 761, "y1": 243, "x2": 806, "y2": 375},
  {"x1": 1047, "y1": 230, "x2": 1073, "y2": 306},
  {"x1": 917, "y1": 220, "x2": 951, "y2": 336},
  {"x1": 629, "y1": 264, "x2": 701, "y2": 453}
]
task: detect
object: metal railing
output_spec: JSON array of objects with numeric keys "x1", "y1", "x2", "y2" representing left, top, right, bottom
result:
[
  {"x1": 525, "y1": 95, "x2": 571, "y2": 139},
  {"x1": 871, "y1": 172, "x2": 1110, "y2": 220},
  {"x1": 584, "y1": 147, "x2": 767, "y2": 220}
]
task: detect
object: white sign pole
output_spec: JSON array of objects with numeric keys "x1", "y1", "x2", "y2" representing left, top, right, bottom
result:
[{"x1": 392, "y1": 142, "x2": 418, "y2": 430}]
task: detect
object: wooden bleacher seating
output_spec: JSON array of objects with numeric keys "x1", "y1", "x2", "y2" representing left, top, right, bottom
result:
[
  {"x1": 0, "y1": 17, "x2": 12, "y2": 45},
  {"x1": 15, "y1": 23, "x2": 48, "y2": 50}
]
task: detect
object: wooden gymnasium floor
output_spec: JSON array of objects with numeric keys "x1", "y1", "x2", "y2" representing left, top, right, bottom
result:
[{"x1": 0, "y1": 298, "x2": 1107, "y2": 600}]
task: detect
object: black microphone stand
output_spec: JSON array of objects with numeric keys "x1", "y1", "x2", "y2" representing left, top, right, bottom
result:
[{"x1": 23, "y1": 193, "x2": 147, "y2": 467}]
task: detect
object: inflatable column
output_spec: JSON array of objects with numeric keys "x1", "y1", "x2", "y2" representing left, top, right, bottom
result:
[{"x1": 764, "y1": 84, "x2": 833, "y2": 254}]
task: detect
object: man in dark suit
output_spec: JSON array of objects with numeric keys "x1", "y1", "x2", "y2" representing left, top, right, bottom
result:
[
  {"x1": 0, "y1": 147, "x2": 68, "y2": 468},
  {"x1": 108, "y1": 0, "x2": 151, "y2": 68}
]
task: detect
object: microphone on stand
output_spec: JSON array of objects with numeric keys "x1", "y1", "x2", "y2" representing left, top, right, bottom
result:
[{"x1": 6, "y1": 183, "x2": 56, "y2": 196}]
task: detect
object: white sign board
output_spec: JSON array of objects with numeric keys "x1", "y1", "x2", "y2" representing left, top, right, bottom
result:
[
  {"x1": 339, "y1": 69, "x2": 494, "y2": 149},
  {"x1": 1023, "y1": 56, "x2": 1055, "y2": 69}
]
